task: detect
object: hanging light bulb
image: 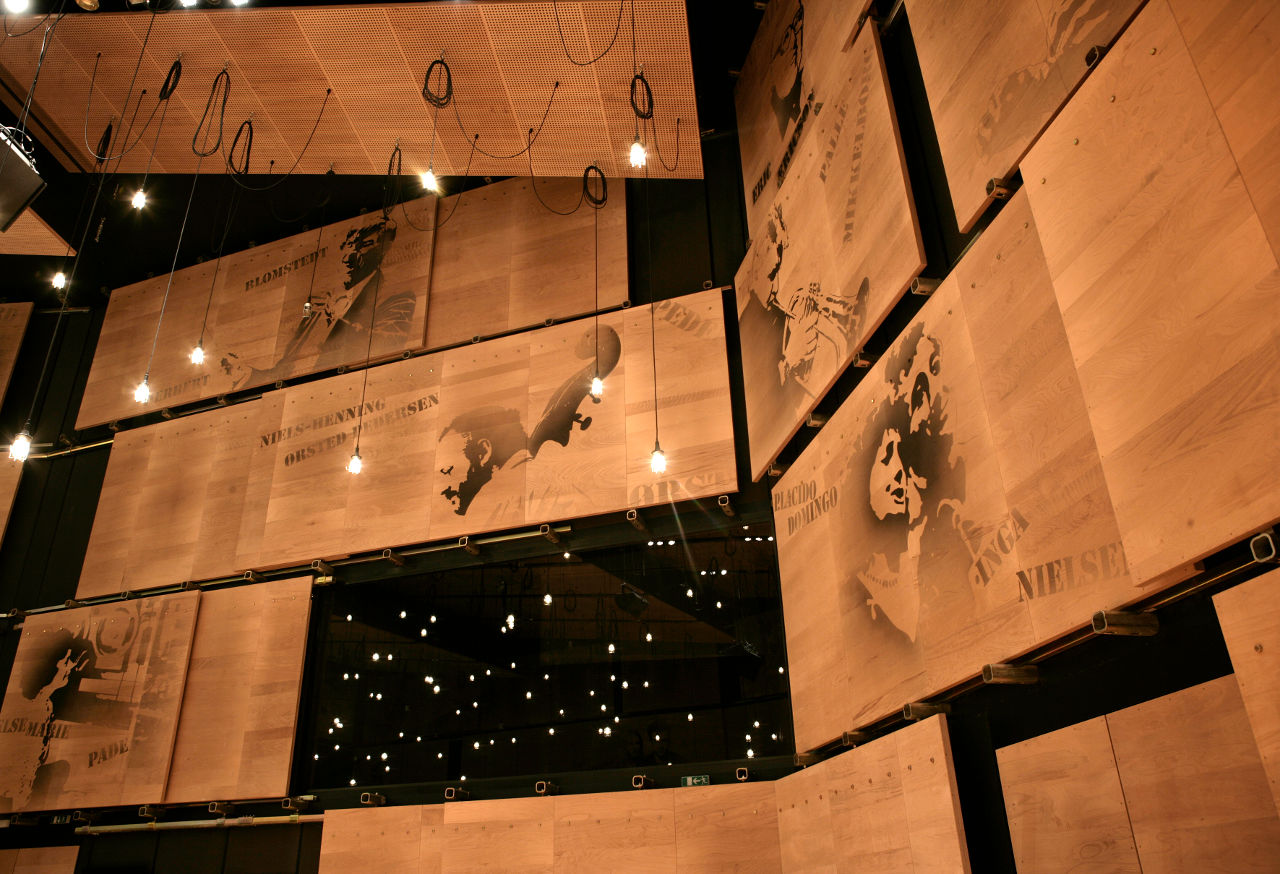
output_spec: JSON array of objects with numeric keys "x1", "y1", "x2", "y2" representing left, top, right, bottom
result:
[
  {"x1": 131, "y1": 189, "x2": 147, "y2": 210},
  {"x1": 650, "y1": 442, "x2": 666, "y2": 474},
  {"x1": 421, "y1": 169, "x2": 439, "y2": 193},
  {"x1": 179, "y1": 0, "x2": 197, "y2": 6},
  {"x1": 133, "y1": 377, "x2": 150, "y2": 403},
  {"x1": 543, "y1": 592, "x2": 552, "y2": 606},
  {"x1": 4, "y1": 0, "x2": 30, "y2": 14},
  {"x1": 9, "y1": 430, "x2": 31, "y2": 462},
  {"x1": 190, "y1": 344, "x2": 204, "y2": 365},
  {"x1": 629, "y1": 136, "x2": 647, "y2": 169},
  {"x1": 590, "y1": 375, "x2": 603, "y2": 398},
  {"x1": 51, "y1": 272, "x2": 66, "y2": 290},
  {"x1": 346, "y1": 451, "x2": 363, "y2": 475}
]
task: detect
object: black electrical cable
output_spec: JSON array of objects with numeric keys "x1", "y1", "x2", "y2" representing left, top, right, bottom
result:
[
  {"x1": 629, "y1": 71, "x2": 653, "y2": 120},
  {"x1": 525, "y1": 129, "x2": 586, "y2": 216},
  {"x1": 421, "y1": 58, "x2": 452, "y2": 108},
  {"x1": 222, "y1": 88, "x2": 332, "y2": 192},
  {"x1": 226, "y1": 117, "x2": 253, "y2": 175},
  {"x1": 647, "y1": 113, "x2": 681, "y2": 172},
  {"x1": 452, "y1": 81, "x2": 559, "y2": 161},
  {"x1": 158, "y1": 56, "x2": 182, "y2": 100},
  {"x1": 2, "y1": 3, "x2": 60, "y2": 40},
  {"x1": 192, "y1": 68, "x2": 230, "y2": 157},
  {"x1": 583, "y1": 164, "x2": 607, "y2": 208},
  {"x1": 83, "y1": 1, "x2": 161, "y2": 163},
  {"x1": 382, "y1": 143, "x2": 403, "y2": 220},
  {"x1": 551, "y1": 0, "x2": 626, "y2": 66},
  {"x1": 396, "y1": 133, "x2": 478, "y2": 233}
]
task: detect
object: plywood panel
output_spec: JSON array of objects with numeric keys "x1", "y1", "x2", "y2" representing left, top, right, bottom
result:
[
  {"x1": 165, "y1": 577, "x2": 311, "y2": 804},
  {"x1": 774, "y1": 763, "x2": 835, "y2": 873},
  {"x1": 673, "y1": 781, "x2": 780, "y2": 873},
  {"x1": 906, "y1": 0, "x2": 1143, "y2": 231},
  {"x1": 0, "y1": 847, "x2": 79, "y2": 874},
  {"x1": 77, "y1": 200, "x2": 435, "y2": 430},
  {"x1": 1213, "y1": 567, "x2": 1280, "y2": 816},
  {"x1": 0, "y1": 302, "x2": 32, "y2": 404},
  {"x1": 734, "y1": 0, "x2": 869, "y2": 237},
  {"x1": 736, "y1": 23, "x2": 923, "y2": 480},
  {"x1": 0, "y1": 459, "x2": 20, "y2": 545},
  {"x1": 1022, "y1": 0, "x2": 1280, "y2": 586},
  {"x1": 319, "y1": 804, "x2": 437, "y2": 874},
  {"x1": 997, "y1": 717, "x2": 1141, "y2": 873},
  {"x1": 0, "y1": 592, "x2": 199, "y2": 812},
  {"x1": 427, "y1": 177, "x2": 628, "y2": 350},
  {"x1": 775, "y1": 279, "x2": 1035, "y2": 747},
  {"x1": 0, "y1": 209, "x2": 74, "y2": 257},
  {"x1": 957, "y1": 190, "x2": 1134, "y2": 642},
  {"x1": 443, "y1": 796, "x2": 555, "y2": 873},
  {"x1": 553, "y1": 789, "x2": 677, "y2": 873},
  {"x1": 1107, "y1": 675, "x2": 1280, "y2": 872},
  {"x1": 1170, "y1": 0, "x2": 1280, "y2": 262}
]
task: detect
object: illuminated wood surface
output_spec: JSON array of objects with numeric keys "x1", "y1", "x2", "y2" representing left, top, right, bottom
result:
[
  {"x1": 1108, "y1": 675, "x2": 1280, "y2": 872},
  {"x1": 1213, "y1": 567, "x2": 1280, "y2": 815},
  {"x1": 0, "y1": 459, "x2": 20, "y2": 545},
  {"x1": 997, "y1": 717, "x2": 1141, "y2": 873},
  {"x1": 319, "y1": 805, "x2": 439, "y2": 874},
  {"x1": 736, "y1": 22, "x2": 922, "y2": 481},
  {"x1": 553, "y1": 789, "x2": 677, "y2": 873},
  {"x1": 0, "y1": 209, "x2": 73, "y2": 257},
  {"x1": 1170, "y1": 0, "x2": 1280, "y2": 262},
  {"x1": 78, "y1": 291, "x2": 733, "y2": 598},
  {"x1": 427, "y1": 177, "x2": 628, "y2": 350},
  {"x1": 0, "y1": 302, "x2": 32, "y2": 404},
  {"x1": 443, "y1": 796, "x2": 555, "y2": 873},
  {"x1": 905, "y1": 0, "x2": 1142, "y2": 232},
  {"x1": 77, "y1": 198, "x2": 436, "y2": 430},
  {"x1": 0, "y1": 848, "x2": 79, "y2": 874},
  {"x1": 0, "y1": 592, "x2": 199, "y2": 812},
  {"x1": 735, "y1": 0, "x2": 868, "y2": 237},
  {"x1": 165, "y1": 577, "x2": 312, "y2": 804},
  {"x1": 673, "y1": 782, "x2": 781, "y2": 873},
  {"x1": 775, "y1": 715, "x2": 969, "y2": 872},
  {"x1": 1022, "y1": 0, "x2": 1280, "y2": 587}
]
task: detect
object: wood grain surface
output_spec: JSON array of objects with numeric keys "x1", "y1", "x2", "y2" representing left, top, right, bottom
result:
[
  {"x1": 443, "y1": 796, "x2": 556, "y2": 873},
  {"x1": 0, "y1": 591, "x2": 199, "y2": 812},
  {"x1": 0, "y1": 302, "x2": 32, "y2": 404},
  {"x1": 1022, "y1": 0, "x2": 1280, "y2": 587},
  {"x1": 78, "y1": 197, "x2": 436, "y2": 430},
  {"x1": 165, "y1": 576, "x2": 312, "y2": 804},
  {"x1": 775, "y1": 715, "x2": 970, "y2": 873},
  {"x1": 1108, "y1": 675, "x2": 1280, "y2": 872},
  {"x1": 319, "y1": 805, "x2": 439, "y2": 874},
  {"x1": 0, "y1": 847, "x2": 79, "y2": 874},
  {"x1": 673, "y1": 782, "x2": 781, "y2": 873},
  {"x1": 553, "y1": 789, "x2": 677, "y2": 873},
  {"x1": 906, "y1": 0, "x2": 1142, "y2": 232},
  {"x1": 0, "y1": 458, "x2": 20, "y2": 545},
  {"x1": 1213, "y1": 567, "x2": 1280, "y2": 816},
  {"x1": 78, "y1": 290, "x2": 733, "y2": 598},
  {"x1": 427, "y1": 177, "x2": 627, "y2": 350},
  {"x1": 735, "y1": 0, "x2": 868, "y2": 238},
  {"x1": 736, "y1": 22, "x2": 922, "y2": 481},
  {"x1": 997, "y1": 717, "x2": 1141, "y2": 873}
]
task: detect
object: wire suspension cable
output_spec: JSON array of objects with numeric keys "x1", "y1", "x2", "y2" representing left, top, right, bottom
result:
[
  {"x1": 551, "y1": 0, "x2": 626, "y2": 66},
  {"x1": 396, "y1": 134, "x2": 478, "y2": 233},
  {"x1": 223, "y1": 88, "x2": 331, "y2": 192},
  {"x1": 144, "y1": 150, "x2": 205, "y2": 387},
  {"x1": 452, "y1": 81, "x2": 559, "y2": 161}
]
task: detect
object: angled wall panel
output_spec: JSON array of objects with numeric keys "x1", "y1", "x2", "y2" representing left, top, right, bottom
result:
[{"x1": 0, "y1": 301, "x2": 32, "y2": 404}]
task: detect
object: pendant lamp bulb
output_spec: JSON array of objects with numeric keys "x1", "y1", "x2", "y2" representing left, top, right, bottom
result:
[
  {"x1": 629, "y1": 137, "x2": 647, "y2": 169},
  {"x1": 421, "y1": 168, "x2": 438, "y2": 193},
  {"x1": 190, "y1": 344, "x2": 204, "y2": 365},
  {"x1": 9, "y1": 429, "x2": 31, "y2": 463},
  {"x1": 51, "y1": 272, "x2": 66, "y2": 290},
  {"x1": 590, "y1": 375, "x2": 603, "y2": 399},
  {"x1": 4, "y1": 0, "x2": 30, "y2": 14},
  {"x1": 347, "y1": 451, "x2": 363, "y2": 475},
  {"x1": 131, "y1": 189, "x2": 147, "y2": 210},
  {"x1": 133, "y1": 376, "x2": 150, "y2": 404},
  {"x1": 650, "y1": 441, "x2": 666, "y2": 474}
]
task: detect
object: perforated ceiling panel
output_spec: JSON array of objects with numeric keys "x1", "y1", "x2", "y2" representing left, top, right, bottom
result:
[
  {"x1": 0, "y1": 1, "x2": 700, "y2": 179},
  {"x1": 0, "y1": 208, "x2": 73, "y2": 256}
]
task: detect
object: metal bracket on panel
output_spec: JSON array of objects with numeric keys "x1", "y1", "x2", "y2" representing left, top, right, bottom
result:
[
  {"x1": 544, "y1": 318, "x2": 555, "y2": 327},
  {"x1": 841, "y1": 730, "x2": 872, "y2": 748},
  {"x1": 539, "y1": 524, "x2": 560, "y2": 545},
  {"x1": 282, "y1": 796, "x2": 313, "y2": 812},
  {"x1": 63, "y1": 599, "x2": 82, "y2": 609},
  {"x1": 626, "y1": 508, "x2": 647, "y2": 533},
  {"x1": 1250, "y1": 529, "x2": 1277, "y2": 563},
  {"x1": 444, "y1": 786, "x2": 469, "y2": 801},
  {"x1": 9, "y1": 813, "x2": 41, "y2": 826},
  {"x1": 216, "y1": 395, "x2": 229, "y2": 407},
  {"x1": 631, "y1": 774, "x2": 654, "y2": 790},
  {"x1": 138, "y1": 805, "x2": 161, "y2": 821},
  {"x1": 458, "y1": 537, "x2": 479, "y2": 556},
  {"x1": 982, "y1": 663, "x2": 1040, "y2": 685},
  {"x1": 72, "y1": 810, "x2": 98, "y2": 825},
  {"x1": 793, "y1": 751, "x2": 820, "y2": 767},
  {"x1": 902, "y1": 701, "x2": 951, "y2": 721},
  {"x1": 179, "y1": 581, "x2": 199, "y2": 591},
  {"x1": 160, "y1": 408, "x2": 174, "y2": 420},
  {"x1": 243, "y1": 570, "x2": 265, "y2": 583},
  {"x1": 534, "y1": 780, "x2": 559, "y2": 796},
  {"x1": 1092, "y1": 610, "x2": 1159, "y2": 636},
  {"x1": 853, "y1": 351, "x2": 878, "y2": 368},
  {"x1": 986, "y1": 177, "x2": 1014, "y2": 200},
  {"x1": 910, "y1": 277, "x2": 941, "y2": 296},
  {"x1": 1085, "y1": 44, "x2": 1108, "y2": 69},
  {"x1": 382, "y1": 548, "x2": 406, "y2": 567},
  {"x1": 359, "y1": 792, "x2": 385, "y2": 808},
  {"x1": 735, "y1": 767, "x2": 750, "y2": 782},
  {"x1": 717, "y1": 495, "x2": 735, "y2": 518},
  {"x1": 208, "y1": 802, "x2": 235, "y2": 816},
  {"x1": 767, "y1": 462, "x2": 789, "y2": 478},
  {"x1": 804, "y1": 413, "x2": 828, "y2": 429}
]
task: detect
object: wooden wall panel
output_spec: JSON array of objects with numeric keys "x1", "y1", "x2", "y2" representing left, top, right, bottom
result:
[
  {"x1": 442, "y1": 796, "x2": 555, "y2": 873},
  {"x1": 426, "y1": 177, "x2": 628, "y2": 350},
  {"x1": 736, "y1": 22, "x2": 923, "y2": 481},
  {"x1": 774, "y1": 761, "x2": 834, "y2": 873},
  {"x1": 553, "y1": 790, "x2": 677, "y2": 873},
  {"x1": 1107, "y1": 675, "x2": 1280, "y2": 872},
  {"x1": 734, "y1": 0, "x2": 868, "y2": 238},
  {"x1": 956, "y1": 190, "x2": 1134, "y2": 643},
  {"x1": 77, "y1": 198, "x2": 436, "y2": 429},
  {"x1": 0, "y1": 592, "x2": 199, "y2": 812},
  {"x1": 1021, "y1": 0, "x2": 1280, "y2": 587},
  {"x1": 1213, "y1": 568, "x2": 1280, "y2": 816},
  {"x1": 997, "y1": 717, "x2": 1141, "y2": 873},
  {"x1": 77, "y1": 291, "x2": 733, "y2": 597},
  {"x1": 0, "y1": 301, "x2": 32, "y2": 403},
  {"x1": 0, "y1": 848, "x2": 78, "y2": 874},
  {"x1": 165, "y1": 577, "x2": 312, "y2": 804},
  {"x1": 905, "y1": 0, "x2": 1143, "y2": 232},
  {"x1": 319, "y1": 805, "x2": 438, "y2": 874},
  {"x1": 1170, "y1": 0, "x2": 1280, "y2": 262},
  {"x1": 673, "y1": 782, "x2": 780, "y2": 873},
  {"x1": 0, "y1": 459, "x2": 20, "y2": 546},
  {"x1": 775, "y1": 278, "x2": 1035, "y2": 746}
]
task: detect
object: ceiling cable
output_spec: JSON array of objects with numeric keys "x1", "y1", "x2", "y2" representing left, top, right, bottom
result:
[
  {"x1": 452, "y1": 80, "x2": 559, "y2": 161},
  {"x1": 551, "y1": 0, "x2": 627, "y2": 66},
  {"x1": 396, "y1": 133, "x2": 478, "y2": 233}
]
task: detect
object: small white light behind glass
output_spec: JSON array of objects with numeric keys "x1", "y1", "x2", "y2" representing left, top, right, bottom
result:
[
  {"x1": 52, "y1": 272, "x2": 66, "y2": 290},
  {"x1": 131, "y1": 190, "x2": 147, "y2": 210},
  {"x1": 133, "y1": 378, "x2": 150, "y2": 404},
  {"x1": 346, "y1": 452, "x2": 363, "y2": 474},
  {"x1": 590, "y1": 375, "x2": 603, "y2": 398},
  {"x1": 190, "y1": 344, "x2": 204, "y2": 365},
  {"x1": 629, "y1": 137, "x2": 646, "y2": 169},
  {"x1": 9, "y1": 430, "x2": 31, "y2": 462}
]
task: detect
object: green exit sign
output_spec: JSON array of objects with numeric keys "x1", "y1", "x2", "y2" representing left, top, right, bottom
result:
[{"x1": 680, "y1": 775, "x2": 711, "y2": 787}]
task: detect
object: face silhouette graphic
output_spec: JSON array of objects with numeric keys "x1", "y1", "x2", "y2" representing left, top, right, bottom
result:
[
  {"x1": 340, "y1": 221, "x2": 395, "y2": 290},
  {"x1": 437, "y1": 406, "x2": 528, "y2": 516}
]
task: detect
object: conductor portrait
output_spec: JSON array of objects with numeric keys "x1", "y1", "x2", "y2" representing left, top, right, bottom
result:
[{"x1": 437, "y1": 406, "x2": 531, "y2": 516}]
